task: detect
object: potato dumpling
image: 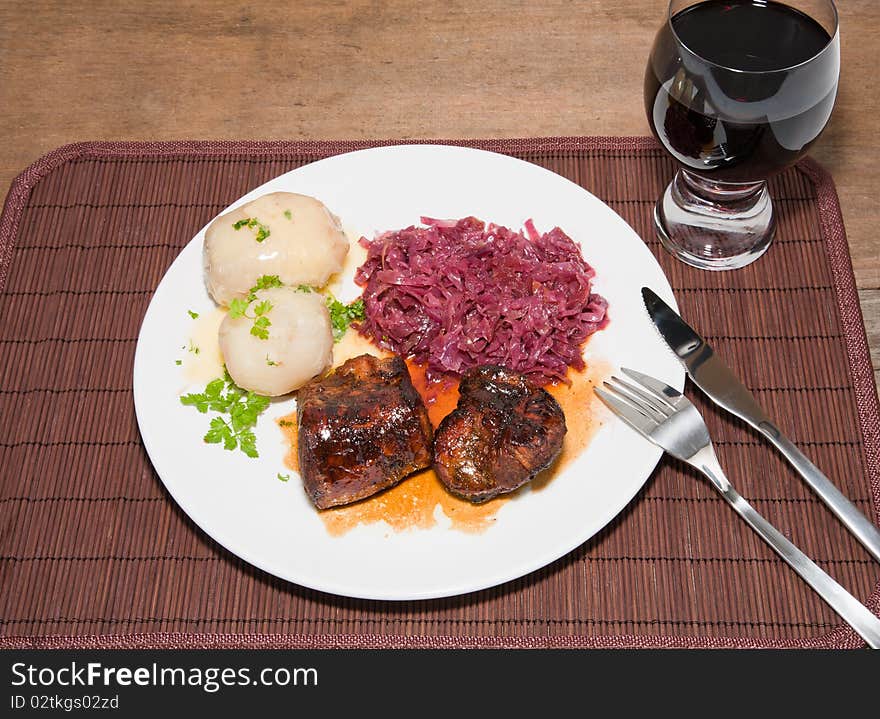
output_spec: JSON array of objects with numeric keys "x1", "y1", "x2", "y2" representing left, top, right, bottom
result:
[
  {"x1": 204, "y1": 192, "x2": 349, "y2": 306},
  {"x1": 219, "y1": 287, "x2": 332, "y2": 396}
]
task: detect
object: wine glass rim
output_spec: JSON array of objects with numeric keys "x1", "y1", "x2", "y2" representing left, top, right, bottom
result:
[{"x1": 665, "y1": 0, "x2": 839, "y2": 75}]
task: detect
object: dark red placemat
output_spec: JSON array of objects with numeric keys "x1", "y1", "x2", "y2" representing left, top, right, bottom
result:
[{"x1": 0, "y1": 138, "x2": 877, "y2": 649}]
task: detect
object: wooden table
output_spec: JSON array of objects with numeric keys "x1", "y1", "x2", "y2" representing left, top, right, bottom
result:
[{"x1": 0, "y1": 0, "x2": 876, "y2": 387}]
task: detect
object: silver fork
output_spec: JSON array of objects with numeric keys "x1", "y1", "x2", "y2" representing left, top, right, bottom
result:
[{"x1": 595, "y1": 368, "x2": 880, "y2": 649}]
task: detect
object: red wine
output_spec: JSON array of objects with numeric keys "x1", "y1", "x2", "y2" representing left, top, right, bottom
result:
[{"x1": 645, "y1": 0, "x2": 838, "y2": 182}]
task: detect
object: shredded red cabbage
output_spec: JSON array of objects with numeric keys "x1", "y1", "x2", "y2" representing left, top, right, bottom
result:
[{"x1": 354, "y1": 216, "x2": 608, "y2": 385}]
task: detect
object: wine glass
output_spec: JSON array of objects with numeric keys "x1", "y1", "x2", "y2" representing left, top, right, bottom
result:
[{"x1": 644, "y1": 0, "x2": 840, "y2": 270}]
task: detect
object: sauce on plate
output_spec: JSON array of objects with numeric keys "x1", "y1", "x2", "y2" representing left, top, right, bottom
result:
[
  {"x1": 180, "y1": 307, "x2": 225, "y2": 386},
  {"x1": 277, "y1": 346, "x2": 607, "y2": 536}
]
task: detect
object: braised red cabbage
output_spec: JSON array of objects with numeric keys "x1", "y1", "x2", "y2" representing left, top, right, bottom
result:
[{"x1": 354, "y1": 217, "x2": 608, "y2": 385}]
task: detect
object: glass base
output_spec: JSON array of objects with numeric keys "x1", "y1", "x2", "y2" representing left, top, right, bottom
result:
[{"x1": 653, "y1": 169, "x2": 775, "y2": 271}]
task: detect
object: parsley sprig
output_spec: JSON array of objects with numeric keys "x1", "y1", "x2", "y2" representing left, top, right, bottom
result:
[
  {"x1": 249, "y1": 300, "x2": 273, "y2": 340},
  {"x1": 251, "y1": 274, "x2": 285, "y2": 293},
  {"x1": 228, "y1": 275, "x2": 284, "y2": 340},
  {"x1": 326, "y1": 294, "x2": 366, "y2": 341},
  {"x1": 232, "y1": 217, "x2": 271, "y2": 242},
  {"x1": 180, "y1": 371, "x2": 270, "y2": 458}
]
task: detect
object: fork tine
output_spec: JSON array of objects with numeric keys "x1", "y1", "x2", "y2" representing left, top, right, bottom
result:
[
  {"x1": 620, "y1": 367, "x2": 681, "y2": 406},
  {"x1": 594, "y1": 386, "x2": 657, "y2": 440},
  {"x1": 605, "y1": 375, "x2": 673, "y2": 420}
]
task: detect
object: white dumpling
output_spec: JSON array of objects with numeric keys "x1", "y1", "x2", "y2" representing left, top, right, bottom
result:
[
  {"x1": 204, "y1": 192, "x2": 349, "y2": 306},
  {"x1": 219, "y1": 287, "x2": 332, "y2": 396}
]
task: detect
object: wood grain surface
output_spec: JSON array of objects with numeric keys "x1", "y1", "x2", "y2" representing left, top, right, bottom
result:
[{"x1": 0, "y1": 0, "x2": 877, "y2": 387}]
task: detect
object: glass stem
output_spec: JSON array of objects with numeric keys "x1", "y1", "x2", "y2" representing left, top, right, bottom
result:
[
  {"x1": 653, "y1": 169, "x2": 776, "y2": 271},
  {"x1": 678, "y1": 170, "x2": 766, "y2": 206}
]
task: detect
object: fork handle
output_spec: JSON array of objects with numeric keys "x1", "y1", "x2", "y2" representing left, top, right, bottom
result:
[{"x1": 695, "y1": 448, "x2": 880, "y2": 649}]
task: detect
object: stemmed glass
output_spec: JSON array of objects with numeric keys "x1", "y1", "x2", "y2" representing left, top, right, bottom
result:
[{"x1": 644, "y1": 0, "x2": 840, "y2": 270}]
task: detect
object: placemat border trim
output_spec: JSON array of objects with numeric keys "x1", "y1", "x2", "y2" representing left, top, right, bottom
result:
[{"x1": 0, "y1": 630, "x2": 864, "y2": 650}]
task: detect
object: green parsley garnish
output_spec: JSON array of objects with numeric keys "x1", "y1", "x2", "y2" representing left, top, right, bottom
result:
[
  {"x1": 326, "y1": 294, "x2": 366, "y2": 341},
  {"x1": 232, "y1": 217, "x2": 271, "y2": 243},
  {"x1": 180, "y1": 371, "x2": 269, "y2": 458},
  {"x1": 251, "y1": 274, "x2": 283, "y2": 293},
  {"x1": 187, "y1": 309, "x2": 199, "y2": 319},
  {"x1": 228, "y1": 297, "x2": 249, "y2": 319},
  {"x1": 250, "y1": 300, "x2": 273, "y2": 340},
  {"x1": 187, "y1": 341, "x2": 200, "y2": 355},
  {"x1": 296, "y1": 284, "x2": 314, "y2": 293},
  {"x1": 266, "y1": 355, "x2": 279, "y2": 366},
  {"x1": 252, "y1": 299, "x2": 272, "y2": 313},
  {"x1": 277, "y1": 473, "x2": 290, "y2": 482},
  {"x1": 227, "y1": 276, "x2": 283, "y2": 340},
  {"x1": 175, "y1": 359, "x2": 182, "y2": 366},
  {"x1": 283, "y1": 209, "x2": 293, "y2": 220}
]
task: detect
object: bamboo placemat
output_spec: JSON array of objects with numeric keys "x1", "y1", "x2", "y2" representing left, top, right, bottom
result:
[{"x1": 0, "y1": 138, "x2": 877, "y2": 649}]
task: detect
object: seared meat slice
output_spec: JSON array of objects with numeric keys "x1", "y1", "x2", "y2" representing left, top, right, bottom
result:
[
  {"x1": 433, "y1": 366, "x2": 566, "y2": 503},
  {"x1": 297, "y1": 354, "x2": 433, "y2": 509}
]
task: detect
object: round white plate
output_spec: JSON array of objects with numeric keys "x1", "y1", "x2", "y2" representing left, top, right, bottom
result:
[{"x1": 133, "y1": 144, "x2": 683, "y2": 601}]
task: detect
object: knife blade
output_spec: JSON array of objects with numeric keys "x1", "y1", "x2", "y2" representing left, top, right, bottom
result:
[{"x1": 642, "y1": 286, "x2": 880, "y2": 564}]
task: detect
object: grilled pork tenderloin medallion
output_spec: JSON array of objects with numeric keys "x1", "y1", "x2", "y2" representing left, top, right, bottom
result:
[
  {"x1": 296, "y1": 354, "x2": 433, "y2": 509},
  {"x1": 433, "y1": 365, "x2": 566, "y2": 503}
]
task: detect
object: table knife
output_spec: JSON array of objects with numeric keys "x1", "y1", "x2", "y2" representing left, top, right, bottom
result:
[{"x1": 642, "y1": 286, "x2": 880, "y2": 563}]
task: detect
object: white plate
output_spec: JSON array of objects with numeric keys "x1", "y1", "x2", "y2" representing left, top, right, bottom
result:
[{"x1": 133, "y1": 144, "x2": 684, "y2": 601}]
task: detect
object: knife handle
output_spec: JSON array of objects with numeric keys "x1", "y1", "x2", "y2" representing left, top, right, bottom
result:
[{"x1": 758, "y1": 420, "x2": 880, "y2": 564}]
